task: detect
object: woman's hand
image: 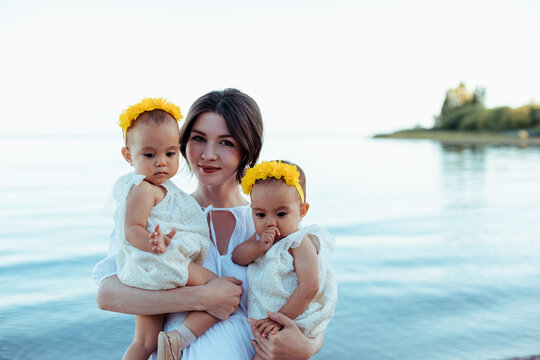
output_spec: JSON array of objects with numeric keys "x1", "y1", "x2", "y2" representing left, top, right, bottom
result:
[
  {"x1": 249, "y1": 311, "x2": 322, "y2": 360},
  {"x1": 201, "y1": 277, "x2": 243, "y2": 320},
  {"x1": 96, "y1": 275, "x2": 243, "y2": 318}
]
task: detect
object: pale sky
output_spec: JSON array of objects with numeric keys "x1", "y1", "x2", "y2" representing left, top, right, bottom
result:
[{"x1": 1, "y1": 0, "x2": 539, "y2": 136}]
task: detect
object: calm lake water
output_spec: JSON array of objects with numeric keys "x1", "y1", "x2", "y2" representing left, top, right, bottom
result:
[{"x1": 1, "y1": 132, "x2": 540, "y2": 360}]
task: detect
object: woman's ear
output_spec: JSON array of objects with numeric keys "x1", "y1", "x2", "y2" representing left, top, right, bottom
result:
[
  {"x1": 299, "y1": 202, "x2": 310, "y2": 219},
  {"x1": 121, "y1": 147, "x2": 133, "y2": 166}
]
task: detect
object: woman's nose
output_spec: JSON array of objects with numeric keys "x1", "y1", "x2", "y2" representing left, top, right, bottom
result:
[{"x1": 201, "y1": 144, "x2": 217, "y2": 160}]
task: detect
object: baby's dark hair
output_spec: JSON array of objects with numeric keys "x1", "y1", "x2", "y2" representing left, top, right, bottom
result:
[
  {"x1": 125, "y1": 109, "x2": 177, "y2": 145},
  {"x1": 254, "y1": 160, "x2": 307, "y2": 202},
  {"x1": 136, "y1": 109, "x2": 176, "y2": 125}
]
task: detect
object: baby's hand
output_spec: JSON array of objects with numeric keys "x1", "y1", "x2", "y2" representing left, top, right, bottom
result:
[
  {"x1": 257, "y1": 227, "x2": 279, "y2": 252},
  {"x1": 150, "y1": 224, "x2": 177, "y2": 253},
  {"x1": 252, "y1": 317, "x2": 283, "y2": 338}
]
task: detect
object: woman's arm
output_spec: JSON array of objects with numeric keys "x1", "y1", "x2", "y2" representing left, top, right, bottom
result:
[
  {"x1": 96, "y1": 275, "x2": 243, "y2": 320},
  {"x1": 249, "y1": 311, "x2": 323, "y2": 360}
]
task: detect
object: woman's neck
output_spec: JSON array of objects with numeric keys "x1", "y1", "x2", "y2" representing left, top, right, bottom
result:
[{"x1": 192, "y1": 181, "x2": 248, "y2": 209}]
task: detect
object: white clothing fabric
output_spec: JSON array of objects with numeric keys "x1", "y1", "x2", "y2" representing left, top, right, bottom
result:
[
  {"x1": 113, "y1": 172, "x2": 210, "y2": 290},
  {"x1": 247, "y1": 224, "x2": 337, "y2": 338},
  {"x1": 92, "y1": 204, "x2": 256, "y2": 360}
]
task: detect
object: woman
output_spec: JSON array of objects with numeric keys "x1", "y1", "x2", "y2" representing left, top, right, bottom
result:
[{"x1": 94, "y1": 88, "x2": 323, "y2": 359}]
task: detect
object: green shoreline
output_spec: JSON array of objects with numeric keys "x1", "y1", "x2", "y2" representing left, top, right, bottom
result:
[{"x1": 373, "y1": 129, "x2": 540, "y2": 146}]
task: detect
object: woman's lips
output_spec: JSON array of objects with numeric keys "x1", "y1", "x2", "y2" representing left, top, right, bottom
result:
[{"x1": 200, "y1": 165, "x2": 219, "y2": 174}]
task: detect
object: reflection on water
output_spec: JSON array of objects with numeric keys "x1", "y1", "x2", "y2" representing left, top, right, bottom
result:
[
  {"x1": 316, "y1": 138, "x2": 540, "y2": 360},
  {"x1": 441, "y1": 144, "x2": 487, "y2": 212},
  {"x1": 1, "y1": 134, "x2": 540, "y2": 360}
]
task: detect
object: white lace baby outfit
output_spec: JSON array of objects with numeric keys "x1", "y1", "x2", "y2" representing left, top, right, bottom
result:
[
  {"x1": 114, "y1": 172, "x2": 210, "y2": 290},
  {"x1": 247, "y1": 224, "x2": 338, "y2": 338},
  {"x1": 93, "y1": 204, "x2": 257, "y2": 360}
]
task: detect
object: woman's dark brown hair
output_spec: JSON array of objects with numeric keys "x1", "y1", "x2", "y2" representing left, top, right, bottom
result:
[{"x1": 179, "y1": 88, "x2": 264, "y2": 182}]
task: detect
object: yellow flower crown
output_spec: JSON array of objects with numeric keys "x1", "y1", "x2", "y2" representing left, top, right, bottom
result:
[
  {"x1": 119, "y1": 98, "x2": 183, "y2": 141},
  {"x1": 241, "y1": 160, "x2": 305, "y2": 203}
]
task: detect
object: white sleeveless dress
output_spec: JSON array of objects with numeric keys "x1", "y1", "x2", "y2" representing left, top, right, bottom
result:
[
  {"x1": 113, "y1": 172, "x2": 210, "y2": 290},
  {"x1": 93, "y1": 204, "x2": 257, "y2": 360},
  {"x1": 247, "y1": 224, "x2": 338, "y2": 338}
]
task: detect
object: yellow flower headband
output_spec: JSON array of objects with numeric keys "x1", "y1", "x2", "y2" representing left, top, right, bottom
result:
[
  {"x1": 241, "y1": 160, "x2": 305, "y2": 203},
  {"x1": 119, "y1": 97, "x2": 183, "y2": 141}
]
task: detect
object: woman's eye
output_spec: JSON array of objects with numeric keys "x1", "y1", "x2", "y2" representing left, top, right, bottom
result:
[
  {"x1": 144, "y1": 153, "x2": 155, "y2": 158},
  {"x1": 192, "y1": 135, "x2": 205, "y2": 142},
  {"x1": 220, "y1": 139, "x2": 234, "y2": 147}
]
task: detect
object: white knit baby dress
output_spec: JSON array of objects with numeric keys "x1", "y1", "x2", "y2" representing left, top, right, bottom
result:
[
  {"x1": 114, "y1": 172, "x2": 210, "y2": 290},
  {"x1": 247, "y1": 224, "x2": 337, "y2": 337}
]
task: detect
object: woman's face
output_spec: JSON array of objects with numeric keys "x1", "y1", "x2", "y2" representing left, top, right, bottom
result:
[{"x1": 186, "y1": 112, "x2": 243, "y2": 187}]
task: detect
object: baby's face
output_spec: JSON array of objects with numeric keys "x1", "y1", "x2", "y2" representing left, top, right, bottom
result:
[
  {"x1": 250, "y1": 181, "x2": 308, "y2": 241},
  {"x1": 123, "y1": 120, "x2": 180, "y2": 185}
]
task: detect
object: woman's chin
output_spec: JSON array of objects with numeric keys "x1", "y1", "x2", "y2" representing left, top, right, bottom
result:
[{"x1": 197, "y1": 172, "x2": 225, "y2": 186}]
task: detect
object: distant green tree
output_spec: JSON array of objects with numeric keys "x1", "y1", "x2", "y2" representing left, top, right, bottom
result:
[
  {"x1": 436, "y1": 83, "x2": 484, "y2": 130},
  {"x1": 459, "y1": 112, "x2": 480, "y2": 130},
  {"x1": 435, "y1": 84, "x2": 539, "y2": 132},
  {"x1": 441, "y1": 103, "x2": 483, "y2": 130},
  {"x1": 483, "y1": 107, "x2": 511, "y2": 131},
  {"x1": 506, "y1": 106, "x2": 532, "y2": 129},
  {"x1": 529, "y1": 104, "x2": 540, "y2": 128}
]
